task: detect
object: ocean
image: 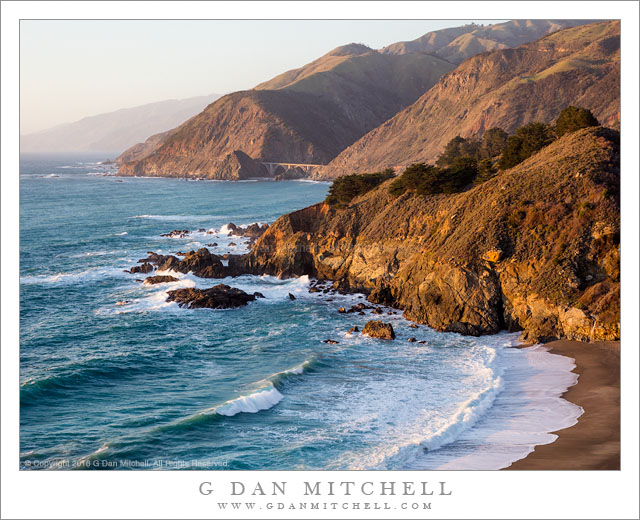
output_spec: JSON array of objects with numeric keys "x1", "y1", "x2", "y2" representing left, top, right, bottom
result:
[{"x1": 19, "y1": 154, "x2": 583, "y2": 470}]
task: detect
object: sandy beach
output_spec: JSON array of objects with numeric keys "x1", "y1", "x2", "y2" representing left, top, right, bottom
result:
[{"x1": 507, "y1": 340, "x2": 620, "y2": 470}]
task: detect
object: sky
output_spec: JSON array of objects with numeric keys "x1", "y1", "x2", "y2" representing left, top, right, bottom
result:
[{"x1": 20, "y1": 19, "x2": 504, "y2": 134}]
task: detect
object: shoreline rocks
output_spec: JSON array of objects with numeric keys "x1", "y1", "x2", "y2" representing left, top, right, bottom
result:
[
  {"x1": 161, "y1": 229, "x2": 190, "y2": 238},
  {"x1": 127, "y1": 262, "x2": 153, "y2": 274},
  {"x1": 143, "y1": 275, "x2": 179, "y2": 285},
  {"x1": 166, "y1": 284, "x2": 258, "y2": 309},
  {"x1": 224, "y1": 222, "x2": 269, "y2": 241}
]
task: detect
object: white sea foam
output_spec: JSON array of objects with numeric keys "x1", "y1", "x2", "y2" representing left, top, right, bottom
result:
[
  {"x1": 130, "y1": 214, "x2": 222, "y2": 221},
  {"x1": 402, "y1": 342, "x2": 582, "y2": 470},
  {"x1": 292, "y1": 179, "x2": 332, "y2": 185},
  {"x1": 69, "y1": 250, "x2": 113, "y2": 258},
  {"x1": 229, "y1": 274, "x2": 310, "y2": 302},
  {"x1": 104, "y1": 270, "x2": 197, "y2": 314},
  {"x1": 20, "y1": 266, "x2": 128, "y2": 286},
  {"x1": 212, "y1": 385, "x2": 284, "y2": 416},
  {"x1": 86, "y1": 171, "x2": 114, "y2": 176}
]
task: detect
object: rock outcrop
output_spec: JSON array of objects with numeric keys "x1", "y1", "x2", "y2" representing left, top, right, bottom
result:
[
  {"x1": 362, "y1": 321, "x2": 396, "y2": 340},
  {"x1": 242, "y1": 127, "x2": 620, "y2": 343},
  {"x1": 225, "y1": 222, "x2": 269, "y2": 241},
  {"x1": 167, "y1": 284, "x2": 257, "y2": 309},
  {"x1": 158, "y1": 248, "x2": 227, "y2": 278},
  {"x1": 127, "y1": 262, "x2": 153, "y2": 274}
]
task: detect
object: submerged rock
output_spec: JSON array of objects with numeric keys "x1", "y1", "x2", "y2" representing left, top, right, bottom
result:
[
  {"x1": 346, "y1": 302, "x2": 372, "y2": 313},
  {"x1": 161, "y1": 229, "x2": 190, "y2": 238},
  {"x1": 323, "y1": 339, "x2": 339, "y2": 344},
  {"x1": 348, "y1": 326, "x2": 360, "y2": 334},
  {"x1": 362, "y1": 320, "x2": 395, "y2": 340},
  {"x1": 143, "y1": 275, "x2": 179, "y2": 285},
  {"x1": 167, "y1": 284, "x2": 256, "y2": 309}
]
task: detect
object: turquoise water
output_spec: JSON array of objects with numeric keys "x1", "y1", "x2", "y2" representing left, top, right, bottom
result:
[{"x1": 19, "y1": 155, "x2": 581, "y2": 470}]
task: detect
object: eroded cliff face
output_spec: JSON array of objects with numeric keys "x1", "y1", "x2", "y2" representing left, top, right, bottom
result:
[{"x1": 244, "y1": 128, "x2": 620, "y2": 343}]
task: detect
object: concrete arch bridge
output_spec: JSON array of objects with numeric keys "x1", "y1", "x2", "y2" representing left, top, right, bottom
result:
[{"x1": 262, "y1": 162, "x2": 323, "y2": 176}]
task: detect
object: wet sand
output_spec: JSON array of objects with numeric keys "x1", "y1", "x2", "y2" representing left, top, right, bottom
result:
[{"x1": 507, "y1": 340, "x2": 620, "y2": 470}]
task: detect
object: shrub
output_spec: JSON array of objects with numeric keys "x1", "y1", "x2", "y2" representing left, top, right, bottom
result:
[
  {"x1": 326, "y1": 168, "x2": 394, "y2": 208},
  {"x1": 556, "y1": 106, "x2": 599, "y2": 137}
]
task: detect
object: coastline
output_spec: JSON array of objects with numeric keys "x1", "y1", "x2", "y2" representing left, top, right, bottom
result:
[{"x1": 507, "y1": 340, "x2": 620, "y2": 470}]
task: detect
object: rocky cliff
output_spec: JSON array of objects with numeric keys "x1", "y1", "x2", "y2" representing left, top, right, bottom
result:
[
  {"x1": 117, "y1": 45, "x2": 454, "y2": 179},
  {"x1": 243, "y1": 127, "x2": 620, "y2": 343},
  {"x1": 317, "y1": 21, "x2": 620, "y2": 179}
]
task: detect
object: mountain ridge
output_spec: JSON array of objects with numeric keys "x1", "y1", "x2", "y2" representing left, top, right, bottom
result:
[
  {"x1": 21, "y1": 94, "x2": 220, "y2": 155},
  {"x1": 117, "y1": 47, "x2": 454, "y2": 178},
  {"x1": 316, "y1": 21, "x2": 620, "y2": 179}
]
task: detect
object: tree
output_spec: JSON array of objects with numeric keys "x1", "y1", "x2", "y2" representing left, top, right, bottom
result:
[
  {"x1": 474, "y1": 158, "x2": 498, "y2": 184},
  {"x1": 517, "y1": 122, "x2": 554, "y2": 158},
  {"x1": 390, "y1": 158, "x2": 479, "y2": 197},
  {"x1": 497, "y1": 122, "x2": 554, "y2": 170},
  {"x1": 436, "y1": 136, "x2": 481, "y2": 167},
  {"x1": 555, "y1": 106, "x2": 599, "y2": 137},
  {"x1": 326, "y1": 169, "x2": 394, "y2": 208},
  {"x1": 389, "y1": 163, "x2": 432, "y2": 196},
  {"x1": 438, "y1": 156, "x2": 478, "y2": 194},
  {"x1": 482, "y1": 127, "x2": 509, "y2": 157}
]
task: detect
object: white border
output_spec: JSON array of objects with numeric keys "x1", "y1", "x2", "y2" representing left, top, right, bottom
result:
[{"x1": 2, "y1": 2, "x2": 639, "y2": 519}]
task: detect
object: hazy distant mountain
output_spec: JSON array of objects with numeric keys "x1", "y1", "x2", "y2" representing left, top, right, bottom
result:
[
  {"x1": 117, "y1": 44, "x2": 454, "y2": 178},
  {"x1": 20, "y1": 94, "x2": 220, "y2": 155},
  {"x1": 317, "y1": 21, "x2": 620, "y2": 178},
  {"x1": 380, "y1": 19, "x2": 590, "y2": 64}
]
